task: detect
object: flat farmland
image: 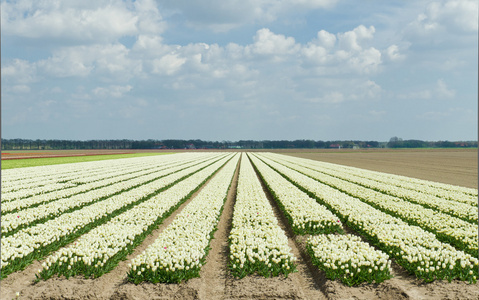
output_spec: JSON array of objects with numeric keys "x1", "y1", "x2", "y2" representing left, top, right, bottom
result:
[
  {"x1": 1, "y1": 151, "x2": 477, "y2": 300},
  {"x1": 277, "y1": 148, "x2": 477, "y2": 189}
]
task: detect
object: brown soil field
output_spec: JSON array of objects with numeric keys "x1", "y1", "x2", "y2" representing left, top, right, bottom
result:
[{"x1": 1, "y1": 151, "x2": 478, "y2": 300}]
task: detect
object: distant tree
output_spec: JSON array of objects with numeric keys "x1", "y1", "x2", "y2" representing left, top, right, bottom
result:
[{"x1": 387, "y1": 137, "x2": 404, "y2": 148}]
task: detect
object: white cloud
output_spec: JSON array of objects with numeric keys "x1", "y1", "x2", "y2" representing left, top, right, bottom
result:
[
  {"x1": 338, "y1": 25, "x2": 375, "y2": 51},
  {"x1": 303, "y1": 79, "x2": 381, "y2": 104},
  {"x1": 300, "y1": 26, "x2": 384, "y2": 74},
  {"x1": 36, "y1": 43, "x2": 140, "y2": 80},
  {"x1": 425, "y1": 0, "x2": 478, "y2": 32},
  {"x1": 37, "y1": 48, "x2": 93, "y2": 78},
  {"x1": 93, "y1": 85, "x2": 133, "y2": 98},
  {"x1": 1, "y1": 0, "x2": 165, "y2": 44},
  {"x1": 348, "y1": 47, "x2": 382, "y2": 74},
  {"x1": 152, "y1": 54, "x2": 186, "y2": 75},
  {"x1": 385, "y1": 45, "x2": 405, "y2": 61},
  {"x1": 134, "y1": 0, "x2": 166, "y2": 35},
  {"x1": 317, "y1": 30, "x2": 337, "y2": 49},
  {"x1": 396, "y1": 79, "x2": 456, "y2": 100},
  {"x1": 301, "y1": 44, "x2": 330, "y2": 65},
  {"x1": 363, "y1": 80, "x2": 382, "y2": 99},
  {"x1": 405, "y1": 0, "x2": 478, "y2": 41},
  {"x1": 436, "y1": 79, "x2": 455, "y2": 98},
  {"x1": 2, "y1": 59, "x2": 36, "y2": 83},
  {"x1": 249, "y1": 28, "x2": 299, "y2": 56},
  {"x1": 293, "y1": 0, "x2": 338, "y2": 9},
  {"x1": 132, "y1": 35, "x2": 170, "y2": 56}
]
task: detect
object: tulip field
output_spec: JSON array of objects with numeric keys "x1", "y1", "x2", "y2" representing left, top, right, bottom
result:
[{"x1": 1, "y1": 151, "x2": 478, "y2": 299}]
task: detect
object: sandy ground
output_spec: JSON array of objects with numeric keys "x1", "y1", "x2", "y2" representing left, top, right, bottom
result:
[{"x1": 1, "y1": 151, "x2": 478, "y2": 299}]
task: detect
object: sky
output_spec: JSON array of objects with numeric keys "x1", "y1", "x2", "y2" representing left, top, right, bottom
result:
[{"x1": 1, "y1": 0, "x2": 478, "y2": 141}]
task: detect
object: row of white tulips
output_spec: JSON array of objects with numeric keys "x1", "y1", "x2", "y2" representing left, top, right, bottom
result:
[
  {"x1": 251, "y1": 154, "x2": 394, "y2": 285},
  {"x1": 229, "y1": 155, "x2": 296, "y2": 278},
  {"x1": 1, "y1": 158, "x2": 106, "y2": 184},
  {"x1": 306, "y1": 234, "x2": 392, "y2": 286},
  {"x1": 1, "y1": 154, "x2": 220, "y2": 235},
  {"x1": 69, "y1": 154, "x2": 209, "y2": 185},
  {"x1": 290, "y1": 157, "x2": 478, "y2": 220},
  {"x1": 1, "y1": 154, "x2": 228, "y2": 277},
  {"x1": 258, "y1": 155, "x2": 478, "y2": 255},
  {"x1": 259, "y1": 156, "x2": 478, "y2": 283},
  {"x1": 2, "y1": 152, "x2": 215, "y2": 214},
  {"x1": 295, "y1": 152, "x2": 477, "y2": 197},
  {"x1": 127, "y1": 154, "x2": 239, "y2": 283},
  {"x1": 319, "y1": 162, "x2": 477, "y2": 206},
  {"x1": 275, "y1": 156, "x2": 477, "y2": 221},
  {"x1": 2, "y1": 157, "x2": 153, "y2": 198},
  {"x1": 248, "y1": 153, "x2": 343, "y2": 235},
  {"x1": 264, "y1": 153, "x2": 477, "y2": 204},
  {"x1": 37, "y1": 154, "x2": 235, "y2": 280},
  {"x1": 1, "y1": 153, "x2": 168, "y2": 186},
  {"x1": 1, "y1": 153, "x2": 209, "y2": 203},
  {"x1": 329, "y1": 177, "x2": 478, "y2": 256},
  {"x1": 2, "y1": 182, "x2": 78, "y2": 202}
]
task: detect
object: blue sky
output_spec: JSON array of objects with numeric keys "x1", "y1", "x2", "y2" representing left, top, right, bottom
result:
[{"x1": 1, "y1": 0, "x2": 477, "y2": 141}]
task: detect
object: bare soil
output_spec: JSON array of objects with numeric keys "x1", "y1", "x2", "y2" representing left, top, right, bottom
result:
[{"x1": 1, "y1": 151, "x2": 478, "y2": 300}]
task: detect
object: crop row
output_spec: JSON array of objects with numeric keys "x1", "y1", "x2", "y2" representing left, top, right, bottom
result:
[
  {"x1": 2, "y1": 158, "x2": 148, "y2": 199},
  {"x1": 1, "y1": 154, "x2": 220, "y2": 236},
  {"x1": 37, "y1": 154, "x2": 235, "y2": 280},
  {"x1": 127, "y1": 153, "x2": 240, "y2": 283},
  {"x1": 274, "y1": 155, "x2": 477, "y2": 221},
  {"x1": 265, "y1": 153, "x2": 477, "y2": 205},
  {"x1": 229, "y1": 155, "x2": 296, "y2": 278},
  {"x1": 306, "y1": 234, "x2": 392, "y2": 286},
  {"x1": 3, "y1": 152, "x2": 477, "y2": 286},
  {"x1": 256, "y1": 153, "x2": 478, "y2": 283},
  {"x1": 1, "y1": 153, "x2": 228, "y2": 278},
  {"x1": 260, "y1": 154, "x2": 478, "y2": 255},
  {"x1": 1, "y1": 153, "x2": 211, "y2": 204},
  {"x1": 1, "y1": 154, "x2": 166, "y2": 187},
  {"x1": 248, "y1": 153, "x2": 343, "y2": 235},
  {"x1": 250, "y1": 154, "x2": 395, "y2": 286}
]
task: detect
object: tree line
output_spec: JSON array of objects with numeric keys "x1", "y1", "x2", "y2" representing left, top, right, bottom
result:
[{"x1": 1, "y1": 138, "x2": 476, "y2": 150}]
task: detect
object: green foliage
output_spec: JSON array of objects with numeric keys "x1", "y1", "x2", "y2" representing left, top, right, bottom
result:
[{"x1": 306, "y1": 243, "x2": 392, "y2": 286}]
